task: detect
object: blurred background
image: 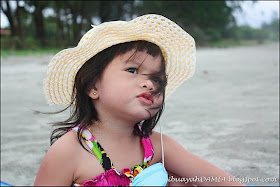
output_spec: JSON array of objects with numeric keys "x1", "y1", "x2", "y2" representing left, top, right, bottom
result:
[
  {"x1": 1, "y1": 1, "x2": 279, "y2": 186},
  {"x1": 1, "y1": 0, "x2": 279, "y2": 53}
]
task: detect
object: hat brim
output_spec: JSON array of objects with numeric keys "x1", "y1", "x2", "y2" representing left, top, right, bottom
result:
[{"x1": 43, "y1": 14, "x2": 196, "y2": 105}]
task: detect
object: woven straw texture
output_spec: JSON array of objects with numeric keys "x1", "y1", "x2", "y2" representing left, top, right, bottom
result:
[{"x1": 43, "y1": 14, "x2": 196, "y2": 105}]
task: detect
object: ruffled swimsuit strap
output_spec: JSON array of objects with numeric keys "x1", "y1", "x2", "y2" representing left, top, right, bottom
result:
[
  {"x1": 139, "y1": 125, "x2": 154, "y2": 166},
  {"x1": 124, "y1": 132, "x2": 154, "y2": 179},
  {"x1": 72, "y1": 125, "x2": 154, "y2": 174},
  {"x1": 72, "y1": 126, "x2": 115, "y2": 172}
]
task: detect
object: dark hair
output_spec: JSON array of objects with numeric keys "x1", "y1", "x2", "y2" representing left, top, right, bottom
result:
[{"x1": 50, "y1": 40, "x2": 167, "y2": 148}]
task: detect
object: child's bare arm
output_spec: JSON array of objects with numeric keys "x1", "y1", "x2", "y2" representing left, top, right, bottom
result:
[
  {"x1": 34, "y1": 133, "x2": 78, "y2": 186},
  {"x1": 163, "y1": 134, "x2": 246, "y2": 186}
]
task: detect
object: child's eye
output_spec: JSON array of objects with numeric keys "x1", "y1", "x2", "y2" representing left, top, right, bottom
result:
[
  {"x1": 126, "y1": 68, "x2": 138, "y2": 74},
  {"x1": 152, "y1": 76, "x2": 162, "y2": 84}
]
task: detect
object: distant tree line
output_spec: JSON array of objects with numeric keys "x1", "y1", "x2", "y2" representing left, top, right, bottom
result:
[{"x1": 1, "y1": 0, "x2": 279, "y2": 50}]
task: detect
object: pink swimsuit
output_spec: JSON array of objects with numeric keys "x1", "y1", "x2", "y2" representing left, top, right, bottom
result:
[{"x1": 71, "y1": 126, "x2": 155, "y2": 186}]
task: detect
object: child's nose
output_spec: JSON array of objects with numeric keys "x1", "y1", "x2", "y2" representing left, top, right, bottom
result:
[{"x1": 140, "y1": 79, "x2": 154, "y2": 91}]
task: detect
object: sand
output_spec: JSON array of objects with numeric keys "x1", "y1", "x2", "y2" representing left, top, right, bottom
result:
[{"x1": 1, "y1": 43, "x2": 279, "y2": 186}]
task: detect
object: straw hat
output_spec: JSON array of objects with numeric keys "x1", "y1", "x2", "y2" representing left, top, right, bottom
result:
[{"x1": 43, "y1": 14, "x2": 196, "y2": 105}]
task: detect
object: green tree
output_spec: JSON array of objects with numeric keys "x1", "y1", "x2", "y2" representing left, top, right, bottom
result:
[
  {"x1": 2, "y1": 0, "x2": 260, "y2": 49},
  {"x1": 1, "y1": 0, "x2": 27, "y2": 47},
  {"x1": 136, "y1": 1, "x2": 241, "y2": 44},
  {"x1": 24, "y1": 0, "x2": 50, "y2": 46},
  {"x1": 261, "y1": 13, "x2": 279, "y2": 41},
  {"x1": 48, "y1": 1, "x2": 99, "y2": 46}
]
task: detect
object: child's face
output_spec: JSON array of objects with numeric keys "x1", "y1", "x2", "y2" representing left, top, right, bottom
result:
[{"x1": 90, "y1": 49, "x2": 165, "y2": 124}]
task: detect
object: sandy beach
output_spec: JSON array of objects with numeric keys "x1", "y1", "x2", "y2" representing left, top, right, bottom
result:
[{"x1": 1, "y1": 43, "x2": 279, "y2": 186}]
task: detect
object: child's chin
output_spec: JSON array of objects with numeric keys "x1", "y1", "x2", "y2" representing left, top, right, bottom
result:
[
  {"x1": 134, "y1": 113, "x2": 151, "y2": 122},
  {"x1": 132, "y1": 109, "x2": 158, "y2": 122},
  {"x1": 143, "y1": 109, "x2": 157, "y2": 120}
]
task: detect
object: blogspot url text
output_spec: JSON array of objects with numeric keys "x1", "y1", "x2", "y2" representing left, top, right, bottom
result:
[{"x1": 168, "y1": 175, "x2": 279, "y2": 184}]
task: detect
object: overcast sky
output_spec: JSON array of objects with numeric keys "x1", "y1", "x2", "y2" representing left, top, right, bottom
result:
[
  {"x1": 1, "y1": 1, "x2": 279, "y2": 29},
  {"x1": 232, "y1": 1, "x2": 279, "y2": 28}
]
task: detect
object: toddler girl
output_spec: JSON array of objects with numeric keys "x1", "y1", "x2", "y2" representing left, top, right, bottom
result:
[{"x1": 34, "y1": 14, "x2": 245, "y2": 186}]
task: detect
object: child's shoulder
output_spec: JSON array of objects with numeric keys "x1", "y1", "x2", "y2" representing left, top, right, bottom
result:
[
  {"x1": 45, "y1": 130, "x2": 82, "y2": 163},
  {"x1": 51, "y1": 130, "x2": 80, "y2": 149},
  {"x1": 42, "y1": 130, "x2": 88, "y2": 172},
  {"x1": 150, "y1": 130, "x2": 177, "y2": 148},
  {"x1": 149, "y1": 131, "x2": 179, "y2": 164},
  {"x1": 34, "y1": 130, "x2": 82, "y2": 185}
]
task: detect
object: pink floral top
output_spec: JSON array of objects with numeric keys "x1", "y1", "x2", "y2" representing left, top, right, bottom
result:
[{"x1": 71, "y1": 126, "x2": 154, "y2": 186}]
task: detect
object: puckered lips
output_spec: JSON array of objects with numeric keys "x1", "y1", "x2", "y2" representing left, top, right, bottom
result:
[{"x1": 137, "y1": 92, "x2": 154, "y2": 105}]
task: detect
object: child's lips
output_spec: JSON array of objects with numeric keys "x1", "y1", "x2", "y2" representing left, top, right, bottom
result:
[{"x1": 137, "y1": 93, "x2": 153, "y2": 105}]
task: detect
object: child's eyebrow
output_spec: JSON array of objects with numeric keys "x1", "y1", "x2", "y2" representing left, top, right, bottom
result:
[
  {"x1": 125, "y1": 60, "x2": 143, "y2": 67},
  {"x1": 126, "y1": 60, "x2": 164, "y2": 76}
]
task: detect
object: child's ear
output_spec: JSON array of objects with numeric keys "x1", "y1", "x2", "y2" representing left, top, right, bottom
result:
[{"x1": 88, "y1": 88, "x2": 99, "y2": 99}]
